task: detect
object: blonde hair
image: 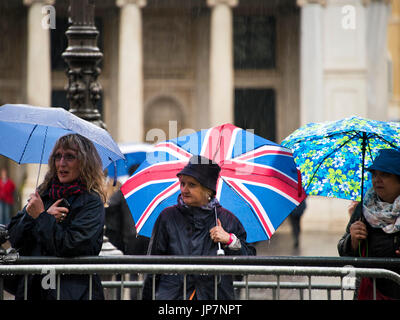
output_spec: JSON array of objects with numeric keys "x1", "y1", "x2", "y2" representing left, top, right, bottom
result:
[{"x1": 38, "y1": 134, "x2": 106, "y2": 202}]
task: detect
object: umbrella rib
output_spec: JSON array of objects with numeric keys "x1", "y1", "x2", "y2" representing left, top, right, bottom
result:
[
  {"x1": 305, "y1": 132, "x2": 359, "y2": 190},
  {"x1": 18, "y1": 124, "x2": 38, "y2": 164},
  {"x1": 211, "y1": 131, "x2": 223, "y2": 163},
  {"x1": 325, "y1": 130, "x2": 356, "y2": 138},
  {"x1": 370, "y1": 132, "x2": 398, "y2": 150}
]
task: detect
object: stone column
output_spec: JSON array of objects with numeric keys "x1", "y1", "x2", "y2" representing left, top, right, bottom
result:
[
  {"x1": 388, "y1": 0, "x2": 400, "y2": 120},
  {"x1": 22, "y1": 0, "x2": 54, "y2": 204},
  {"x1": 24, "y1": 0, "x2": 53, "y2": 107},
  {"x1": 207, "y1": 0, "x2": 238, "y2": 127},
  {"x1": 364, "y1": 0, "x2": 390, "y2": 120},
  {"x1": 297, "y1": 0, "x2": 325, "y2": 125},
  {"x1": 116, "y1": 0, "x2": 146, "y2": 143}
]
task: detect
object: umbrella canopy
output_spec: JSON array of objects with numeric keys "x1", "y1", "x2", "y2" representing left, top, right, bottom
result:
[
  {"x1": 0, "y1": 104, "x2": 124, "y2": 170},
  {"x1": 281, "y1": 116, "x2": 400, "y2": 202},
  {"x1": 121, "y1": 123, "x2": 306, "y2": 243},
  {"x1": 106, "y1": 142, "x2": 155, "y2": 182}
]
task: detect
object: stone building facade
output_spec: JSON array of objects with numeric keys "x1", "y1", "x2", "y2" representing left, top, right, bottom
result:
[{"x1": 0, "y1": 0, "x2": 397, "y2": 231}]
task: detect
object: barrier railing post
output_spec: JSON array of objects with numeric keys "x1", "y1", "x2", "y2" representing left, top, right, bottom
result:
[
  {"x1": 276, "y1": 275, "x2": 280, "y2": 300},
  {"x1": 152, "y1": 274, "x2": 156, "y2": 300},
  {"x1": 89, "y1": 274, "x2": 93, "y2": 300},
  {"x1": 120, "y1": 274, "x2": 124, "y2": 300},
  {"x1": 24, "y1": 274, "x2": 28, "y2": 300},
  {"x1": 340, "y1": 276, "x2": 344, "y2": 300},
  {"x1": 183, "y1": 274, "x2": 187, "y2": 300},
  {"x1": 57, "y1": 274, "x2": 60, "y2": 300},
  {"x1": 245, "y1": 275, "x2": 249, "y2": 300},
  {"x1": 373, "y1": 278, "x2": 376, "y2": 300},
  {"x1": 214, "y1": 275, "x2": 218, "y2": 299}
]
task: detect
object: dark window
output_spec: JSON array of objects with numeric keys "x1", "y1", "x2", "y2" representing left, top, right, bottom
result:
[
  {"x1": 234, "y1": 15, "x2": 276, "y2": 69},
  {"x1": 234, "y1": 89, "x2": 276, "y2": 142},
  {"x1": 51, "y1": 90, "x2": 69, "y2": 110},
  {"x1": 50, "y1": 17, "x2": 68, "y2": 71}
]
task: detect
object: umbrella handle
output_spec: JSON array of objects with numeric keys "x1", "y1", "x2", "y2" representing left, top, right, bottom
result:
[
  {"x1": 217, "y1": 244, "x2": 225, "y2": 256},
  {"x1": 111, "y1": 157, "x2": 117, "y2": 187},
  {"x1": 215, "y1": 207, "x2": 225, "y2": 256},
  {"x1": 297, "y1": 169, "x2": 303, "y2": 197}
]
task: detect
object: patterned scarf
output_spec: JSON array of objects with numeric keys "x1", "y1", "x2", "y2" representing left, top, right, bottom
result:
[
  {"x1": 363, "y1": 187, "x2": 400, "y2": 234},
  {"x1": 48, "y1": 178, "x2": 86, "y2": 200}
]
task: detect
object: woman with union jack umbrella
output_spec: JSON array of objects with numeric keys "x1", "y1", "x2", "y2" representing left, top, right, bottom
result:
[{"x1": 142, "y1": 155, "x2": 256, "y2": 300}]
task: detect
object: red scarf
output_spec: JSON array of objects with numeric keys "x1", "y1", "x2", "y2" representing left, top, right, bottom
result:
[{"x1": 48, "y1": 178, "x2": 86, "y2": 200}]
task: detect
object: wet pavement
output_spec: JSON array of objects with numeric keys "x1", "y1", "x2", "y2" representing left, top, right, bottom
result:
[
  {"x1": 244, "y1": 227, "x2": 355, "y2": 300},
  {"x1": 254, "y1": 227, "x2": 343, "y2": 257}
]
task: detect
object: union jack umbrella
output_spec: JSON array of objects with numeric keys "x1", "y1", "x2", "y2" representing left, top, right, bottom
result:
[{"x1": 121, "y1": 123, "x2": 306, "y2": 243}]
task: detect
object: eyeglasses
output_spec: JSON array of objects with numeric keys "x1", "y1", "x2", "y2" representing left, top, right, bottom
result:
[{"x1": 54, "y1": 153, "x2": 77, "y2": 162}]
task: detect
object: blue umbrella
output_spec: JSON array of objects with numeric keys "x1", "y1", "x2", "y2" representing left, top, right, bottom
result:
[
  {"x1": 0, "y1": 104, "x2": 124, "y2": 184},
  {"x1": 281, "y1": 116, "x2": 400, "y2": 204},
  {"x1": 121, "y1": 123, "x2": 305, "y2": 243},
  {"x1": 106, "y1": 143, "x2": 155, "y2": 182}
]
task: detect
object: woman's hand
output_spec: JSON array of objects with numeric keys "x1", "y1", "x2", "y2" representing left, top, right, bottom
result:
[
  {"x1": 209, "y1": 219, "x2": 230, "y2": 244},
  {"x1": 47, "y1": 199, "x2": 69, "y2": 223},
  {"x1": 26, "y1": 191, "x2": 45, "y2": 219},
  {"x1": 350, "y1": 220, "x2": 368, "y2": 251}
]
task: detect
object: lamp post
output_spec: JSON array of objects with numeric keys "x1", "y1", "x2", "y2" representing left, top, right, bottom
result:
[
  {"x1": 62, "y1": 0, "x2": 105, "y2": 129},
  {"x1": 62, "y1": 0, "x2": 122, "y2": 262}
]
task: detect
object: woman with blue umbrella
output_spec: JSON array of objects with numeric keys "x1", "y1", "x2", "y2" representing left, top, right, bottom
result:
[
  {"x1": 6, "y1": 134, "x2": 106, "y2": 300},
  {"x1": 338, "y1": 149, "x2": 400, "y2": 300}
]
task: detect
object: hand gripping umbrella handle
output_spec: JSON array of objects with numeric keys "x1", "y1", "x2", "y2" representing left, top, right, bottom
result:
[{"x1": 215, "y1": 207, "x2": 225, "y2": 256}]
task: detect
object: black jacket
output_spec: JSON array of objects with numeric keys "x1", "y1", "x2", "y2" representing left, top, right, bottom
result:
[
  {"x1": 143, "y1": 198, "x2": 256, "y2": 300},
  {"x1": 338, "y1": 203, "x2": 400, "y2": 299},
  {"x1": 105, "y1": 190, "x2": 149, "y2": 255},
  {"x1": 7, "y1": 190, "x2": 105, "y2": 300}
]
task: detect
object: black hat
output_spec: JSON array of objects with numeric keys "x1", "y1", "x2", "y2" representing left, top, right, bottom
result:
[{"x1": 177, "y1": 155, "x2": 221, "y2": 193}]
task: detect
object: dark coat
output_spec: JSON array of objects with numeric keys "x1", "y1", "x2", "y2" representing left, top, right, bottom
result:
[
  {"x1": 143, "y1": 198, "x2": 256, "y2": 300},
  {"x1": 338, "y1": 203, "x2": 400, "y2": 299},
  {"x1": 105, "y1": 190, "x2": 149, "y2": 255},
  {"x1": 7, "y1": 190, "x2": 105, "y2": 300}
]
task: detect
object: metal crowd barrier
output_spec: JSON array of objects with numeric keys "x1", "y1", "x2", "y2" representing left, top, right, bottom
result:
[{"x1": 1, "y1": 256, "x2": 400, "y2": 300}]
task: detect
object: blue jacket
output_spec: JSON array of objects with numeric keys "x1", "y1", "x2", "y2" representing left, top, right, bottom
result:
[{"x1": 7, "y1": 190, "x2": 105, "y2": 300}]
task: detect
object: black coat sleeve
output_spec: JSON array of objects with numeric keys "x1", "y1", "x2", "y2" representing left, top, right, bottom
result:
[
  {"x1": 219, "y1": 209, "x2": 256, "y2": 256},
  {"x1": 142, "y1": 210, "x2": 169, "y2": 300},
  {"x1": 9, "y1": 193, "x2": 105, "y2": 257},
  {"x1": 7, "y1": 208, "x2": 37, "y2": 256},
  {"x1": 337, "y1": 203, "x2": 362, "y2": 257}
]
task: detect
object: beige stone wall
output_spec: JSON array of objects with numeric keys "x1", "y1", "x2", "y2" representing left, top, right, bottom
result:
[{"x1": 388, "y1": 0, "x2": 400, "y2": 119}]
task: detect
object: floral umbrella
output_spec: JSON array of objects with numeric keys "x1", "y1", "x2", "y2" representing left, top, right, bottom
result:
[{"x1": 281, "y1": 116, "x2": 400, "y2": 203}]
